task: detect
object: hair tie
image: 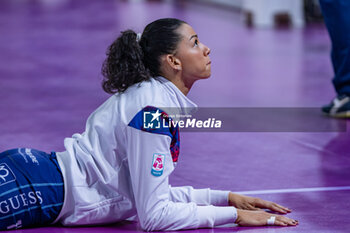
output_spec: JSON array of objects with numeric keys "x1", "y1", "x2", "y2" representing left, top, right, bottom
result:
[{"x1": 136, "y1": 33, "x2": 142, "y2": 42}]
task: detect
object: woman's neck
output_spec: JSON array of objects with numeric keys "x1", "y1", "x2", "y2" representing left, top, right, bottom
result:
[{"x1": 162, "y1": 73, "x2": 194, "y2": 96}]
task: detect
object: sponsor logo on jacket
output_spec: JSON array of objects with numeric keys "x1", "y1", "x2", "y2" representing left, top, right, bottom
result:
[{"x1": 151, "y1": 154, "x2": 164, "y2": 177}]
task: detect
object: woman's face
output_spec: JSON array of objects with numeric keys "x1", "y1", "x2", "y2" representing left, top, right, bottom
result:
[{"x1": 174, "y1": 23, "x2": 211, "y2": 82}]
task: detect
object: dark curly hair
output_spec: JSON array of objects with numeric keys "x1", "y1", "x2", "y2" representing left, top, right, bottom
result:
[{"x1": 102, "y1": 18, "x2": 186, "y2": 94}]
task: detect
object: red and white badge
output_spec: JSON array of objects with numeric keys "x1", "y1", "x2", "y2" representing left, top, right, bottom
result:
[{"x1": 151, "y1": 153, "x2": 165, "y2": 177}]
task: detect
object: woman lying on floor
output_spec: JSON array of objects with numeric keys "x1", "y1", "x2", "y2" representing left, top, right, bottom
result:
[{"x1": 0, "y1": 18, "x2": 298, "y2": 231}]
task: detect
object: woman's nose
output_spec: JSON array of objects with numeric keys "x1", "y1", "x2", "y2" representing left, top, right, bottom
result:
[{"x1": 204, "y1": 45, "x2": 211, "y2": 56}]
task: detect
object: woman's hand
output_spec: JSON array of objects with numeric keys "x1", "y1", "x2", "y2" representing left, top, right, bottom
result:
[
  {"x1": 235, "y1": 209, "x2": 298, "y2": 227},
  {"x1": 228, "y1": 192, "x2": 291, "y2": 214}
]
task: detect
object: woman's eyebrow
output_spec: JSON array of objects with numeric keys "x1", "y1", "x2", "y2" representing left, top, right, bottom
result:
[{"x1": 189, "y1": 34, "x2": 198, "y2": 40}]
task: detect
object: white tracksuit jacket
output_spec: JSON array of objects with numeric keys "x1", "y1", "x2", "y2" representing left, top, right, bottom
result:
[{"x1": 54, "y1": 76, "x2": 237, "y2": 231}]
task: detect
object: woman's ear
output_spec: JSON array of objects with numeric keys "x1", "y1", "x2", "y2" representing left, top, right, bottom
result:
[{"x1": 166, "y1": 54, "x2": 182, "y2": 71}]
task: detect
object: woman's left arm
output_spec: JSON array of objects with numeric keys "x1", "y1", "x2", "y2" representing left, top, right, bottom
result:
[
  {"x1": 169, "y1": 187, "x2": 291, "y2": 214},
  {"x1": 168, "y1": 186, "x2": 230, "y2": 206}
]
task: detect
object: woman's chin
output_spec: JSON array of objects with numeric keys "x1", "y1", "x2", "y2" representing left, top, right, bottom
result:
[
  {"x1": 193, "y1": 72, "x2": 211, "y2": 82},
  {"x1": 203, "y1": 72, "x2": 211, "y2": 79}
]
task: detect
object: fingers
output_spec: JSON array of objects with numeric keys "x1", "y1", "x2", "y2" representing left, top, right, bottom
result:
[
  {"x1": 236, "y1": 209, "x2": 299, "y2": 227},
  {"x1": 270, "y1": 215, "x2": 299, "y2": 227},
  {"x1": 269, "y1": 203, "x2": 292, "y2": 214},
  {"x1": 245, "y1": 204, "x2": 261, "y2": 211},
  {"x1": 274, "y1": 219, "x2": 288, "y2": 226},
  {"x1": 255, "y1": 199, "x2": 291, "y2": 214},
  {"x1": 249, "y1": 206, "x2": 261, "y2": 211}
]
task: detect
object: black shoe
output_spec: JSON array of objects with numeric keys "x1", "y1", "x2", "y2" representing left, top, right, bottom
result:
[{"x1": 322, "y1": 95, "x2": 350, "y2": 117}]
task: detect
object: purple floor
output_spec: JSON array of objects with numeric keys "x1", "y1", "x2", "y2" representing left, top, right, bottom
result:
[{"x1": 1, "y1": 0, "x2": 350, "y2": 233}]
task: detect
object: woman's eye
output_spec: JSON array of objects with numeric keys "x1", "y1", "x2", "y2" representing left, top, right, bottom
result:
[{"x1": 194, "y1": 39, "x2": 199, "y2": 46}]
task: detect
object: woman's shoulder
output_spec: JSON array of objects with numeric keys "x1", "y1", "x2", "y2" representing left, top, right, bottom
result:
[
  {"x1": 122, "y1": 78, "x2": 170, "y2": 105},
  {"x1": 108, "y1": 78, "x2": 171, "y2": 122}
]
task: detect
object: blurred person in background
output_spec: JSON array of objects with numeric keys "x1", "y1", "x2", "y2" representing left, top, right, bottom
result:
[{"x1": 319, "y1": 0, "x2": 350, "y2": 117}]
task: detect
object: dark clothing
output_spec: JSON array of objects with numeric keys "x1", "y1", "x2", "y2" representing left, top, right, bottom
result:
[{"x1": 319, "y1": 0, "x2": 350, "y2": 96}]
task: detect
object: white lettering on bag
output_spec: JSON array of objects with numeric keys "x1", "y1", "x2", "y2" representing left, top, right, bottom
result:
[
  {"x1": 25, "y1": 149, "x2": 39, "y2": 165},
  {"x1": 0, "y1": 165, "x2": 9, "y2": 182},
  {"x1": 0, "y1": 200, "x2": 10, "y2": 214},
  {"x1": 0, "y1": 163, "x2": 16, "y2": 186},
  {"x1": 0, "y1": 191, "x2": 44, "y2": 214},
  {"x1": 8, "y1": 196, "x2": 21, "y2": 210}
]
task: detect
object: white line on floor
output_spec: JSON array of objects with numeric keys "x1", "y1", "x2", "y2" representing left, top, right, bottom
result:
[{"x1": 235, "y1": 186, "x2": 350, "y2": 195}]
